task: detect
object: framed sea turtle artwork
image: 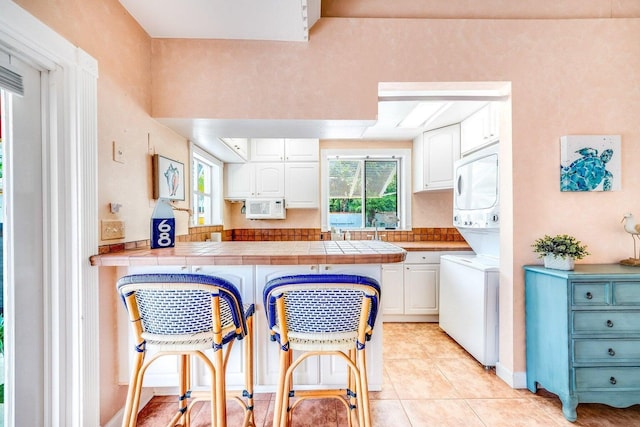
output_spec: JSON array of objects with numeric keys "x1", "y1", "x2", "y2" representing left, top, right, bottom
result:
[
  {"x1": 153, "y1": 154, "x2": 185, "y2": 200},
  {"x1": 560, "y1": 135, "x2": 621, "y2": 192}
]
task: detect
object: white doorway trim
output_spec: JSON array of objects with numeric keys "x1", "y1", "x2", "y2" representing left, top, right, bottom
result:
[{"x1": 0, "y1": 1, "x2": 99, "y2": 426}]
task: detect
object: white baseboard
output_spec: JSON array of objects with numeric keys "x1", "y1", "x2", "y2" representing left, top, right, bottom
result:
[
  {"x1": 495, "y1": 362, "x2": 527, "y2": 389},
  {"x1": 102, "y1": 389, "x2": 154, "y2": 427}
]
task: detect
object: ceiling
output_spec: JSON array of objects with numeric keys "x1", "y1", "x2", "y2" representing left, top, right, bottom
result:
[
  {"x1": 119, "y1": 0, "x2": 322, "y2": 42},
  {"x1": 118, "y1": 1, "x2": 509, "y2": 157}
]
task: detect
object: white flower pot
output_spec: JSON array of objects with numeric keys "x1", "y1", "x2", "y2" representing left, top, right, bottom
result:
[{"x1": 544, "y1": 254, "x2": 575, "y2": 271}]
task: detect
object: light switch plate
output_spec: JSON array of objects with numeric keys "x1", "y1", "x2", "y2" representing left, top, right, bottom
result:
[
  {"x1": 101, "y1": 219, "x2": 125, "y2": 240},
  {"x1": 113, "y1": 141, "x2": 125, "y2": 163}
]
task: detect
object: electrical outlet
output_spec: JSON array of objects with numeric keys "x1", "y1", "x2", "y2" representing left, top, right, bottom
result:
[
  {"x1": 101, "y1": 219, "x2": 125, "y2": 240},
  {"x1": 113, "y1": 141, "x2": 125, "y2": 164}
]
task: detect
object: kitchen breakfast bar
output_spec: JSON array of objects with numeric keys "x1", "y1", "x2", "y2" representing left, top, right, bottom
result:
[{"x1": 91, "y1": 240, "x2": 409, "y2": 393}]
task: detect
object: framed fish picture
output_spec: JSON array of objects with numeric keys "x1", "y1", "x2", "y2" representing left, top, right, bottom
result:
[
  {"x1": 560, "y1": 135, "x2": 621, "y2": 192},
  {"x1": 153, "y1": 154, "x2": 185, "y2": 200}
]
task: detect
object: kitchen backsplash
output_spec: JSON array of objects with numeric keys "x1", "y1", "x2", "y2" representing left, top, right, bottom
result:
[{"x1": 97, "y1": 226, "x2": 464, "y2": 254}]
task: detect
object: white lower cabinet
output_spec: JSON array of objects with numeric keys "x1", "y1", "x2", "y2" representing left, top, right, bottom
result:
[
  {"x1": 191, "y1": 265, "x2": 255, "y2": 390},
  {"x1": 404, "y1": 263, "x2": 439, "y2": 315},
  {"x1": 119, "y1": 263, "x2": 383, "y2": 393},
  {"x1": 382, "y1": 251, "x2": 470, "y2": 322}
]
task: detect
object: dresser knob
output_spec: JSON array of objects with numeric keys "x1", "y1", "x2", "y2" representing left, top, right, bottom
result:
[
  {"x1": 586, "y1": 292, "x2": 593, "y2": 299},
  {"x1": 608, "y1": 348, "x2": 616, "y2": 356},
  {"x1": 606, "y1": 320, "x2": 614, "y2": 328},
  {"x1": 610, "y1": 376, "x2": 617, "y2": 385}
]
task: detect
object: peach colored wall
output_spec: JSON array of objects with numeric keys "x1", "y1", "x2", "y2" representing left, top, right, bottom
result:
[
  {"x1": 151, "y1": 18, "x2": 640, "y2": 384},
  {"x1": 321, "y1": 0, "x2": 640, "y2": 19},
  {"x1": 15, "y1": 0, "x2": 191, "y2": 248}
]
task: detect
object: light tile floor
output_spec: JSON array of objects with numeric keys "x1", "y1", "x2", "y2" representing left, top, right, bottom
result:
[{"x1": 135, "y1": 323, "x2": 640, "y2": 426}]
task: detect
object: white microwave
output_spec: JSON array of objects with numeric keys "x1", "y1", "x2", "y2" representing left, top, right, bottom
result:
[{"x1": 245, "y1": 198, "x2": 286, "y2": 219}]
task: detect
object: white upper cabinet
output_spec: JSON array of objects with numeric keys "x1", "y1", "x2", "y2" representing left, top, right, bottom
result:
[
  {"x1": 250, "y1": 138, "x2": 285, "y2": 162},
  {"x1": 254, "y1": 163, "x2": 285, "y2": 197},
  {"x1": 225, "y1": 162, "x2": 254, "y2": 199},
  {"x1": 413, "y1": 123, "x2": 461, "y2": 192},
  {"x1": 220, "y1": 137, "x2": 249, "y2": 161},
  {"x1": 228, "y1": 138, "x2": 319, "y2": 205},
  {"x1": 284, "y1": 138, "x2": 319, "y2": 161},
  {"x1": 225, "y1": 162, "x2": 285, "y2": 199},
  {"x1": 460, "y1": 103, "x2": 500, "y2": 155},
  {"x1": 285, "y1": 162, "x2": 319, "y2": 208},
  {"x1": 250, "y1": 138, "x2": 319, "y2": 162}
]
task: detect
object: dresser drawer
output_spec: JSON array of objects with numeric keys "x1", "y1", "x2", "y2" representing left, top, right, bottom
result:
[
  {"x1": 613, "y1": 282, "x2": 640, "y2": 305},
  {"x1": 575, "y1": 367, "x2": 640, "y2": 391},
  {"x1": 572, "y1": 282, "x2": 609, "y2": 306},
  {"x1": 573, "y1": 311, "x2": 640, "y2": 334},
  {"x1": 574, "y1": 339, "x2": 640, "y2": 363}
]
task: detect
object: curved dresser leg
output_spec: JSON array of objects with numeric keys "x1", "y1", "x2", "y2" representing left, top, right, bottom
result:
[{"x1": 560, "y1": 395, "x2": 578, "y2": 422}]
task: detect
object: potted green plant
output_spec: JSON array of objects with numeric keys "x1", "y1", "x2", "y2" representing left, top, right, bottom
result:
[{"x1": 532, "y1": 234, "x2": 589, "y2": 270}]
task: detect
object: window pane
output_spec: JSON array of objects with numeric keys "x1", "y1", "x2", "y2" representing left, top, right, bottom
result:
[
  {"x1": 328, "y1": 159, "x2": 363, "y2": 228},
  {"x1": 192, "y1": 150, "x2": 221, "y2": 226},
  {"x1": 365, "y1": 160, "x2": 398, "y2": 229},
  {"x1": 195, "y1": 194, "x2": 211, "y2": 225}
]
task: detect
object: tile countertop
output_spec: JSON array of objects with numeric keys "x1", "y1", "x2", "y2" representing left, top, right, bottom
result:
[{"x1": 89, "y1": 240, "x2": 408, "y2": 267}]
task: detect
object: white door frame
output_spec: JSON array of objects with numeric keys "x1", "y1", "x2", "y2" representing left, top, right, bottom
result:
[{"x1": 0, "y1": 1, "x2": 99, "y2": 426}]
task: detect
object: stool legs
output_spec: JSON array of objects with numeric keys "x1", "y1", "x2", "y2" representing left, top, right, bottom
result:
[{"x1": 121, "y1": 348, "x2": 144, "y2": 427}]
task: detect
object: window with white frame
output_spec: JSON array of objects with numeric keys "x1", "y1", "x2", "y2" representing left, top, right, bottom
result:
[
  {"x1": 191, "y1": 143, "x2": 223, "y2": 226},
  {"x1": 321, "y1": 148, "x2": 411, "y2": 231}
]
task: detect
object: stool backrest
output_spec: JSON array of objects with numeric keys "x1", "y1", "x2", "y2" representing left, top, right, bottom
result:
[
  {"x1": 117, "y1": 273, "x2": 248, "y2": 346},
  {"x1": 263, "y1": 274, "x2": 380, "y2": 344}
]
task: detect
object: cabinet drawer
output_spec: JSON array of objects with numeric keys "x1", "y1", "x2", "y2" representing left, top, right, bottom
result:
[
  {"x1": 574, "y1": 339, "x2": 640, "y2": 363},
  {"x1": 613, "y1": 282, "x2": 640, "y2": 305},
  {"x1": 575, "y1": 367, "x2": 640, "y2": 391},
  {"x1": 573, "y1": 312, "x2": 640, "y2": 334},
  {"x1": 572, "y1": 282, "x2": 609, "y2": 305},
  {"x1": 404, "y1": 252, "x2": 441, "y2": 264}
]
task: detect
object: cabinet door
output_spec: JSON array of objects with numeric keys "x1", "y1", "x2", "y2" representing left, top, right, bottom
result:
[
  {"x1": 250, "y1": 138, "x2": 285, "y2": 162},
  {"x1": 220, "y1": 137, "x2": 248, "y2": 161},
  {"x1": 284, "y1": 138, "x2": 319, "y2": 162},
  {"x1": 381, "y1": 263, "x2": 404, "y2": 315},
  {"x1": 190, "y1": 265, "x2": 254, "y2": 389},
  {"x1": 225, "y1": 163, "x2": 254, "y2": 199},
  {"x1": 285, "y1": 162, "x2": 319, "y2": 208},
  {"x1": 404, "y1": 264, "x2": 439, "y2": 315},
  {"x1": 317, "y1": 264, "x2": 383, "y2": 389},
  {"x1": 424, "y1": 124, "x2": 460, "y2": 190},
  {"x1": 461, "y1": 103, "x2": 499, "y2": 155},
  {"x1": 460, "y1": 107, "x2": 486, "y2": 155},
  {"x1": 413, "y1": 123, "x2": 460, "y2": 192},
  {"x1": 255, "y1": 265, "x2": 320, "y2": 387},
  {"x1": 254, "y1": 163, "x2": 285, "y2": 197}
]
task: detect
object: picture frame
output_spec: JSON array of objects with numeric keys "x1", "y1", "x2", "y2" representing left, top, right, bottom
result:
[
  {"x1": 560, "y1": 135, "x2": 621, "y2": 192},
  {"x1": 153, "y1": 154, "x2": 185, "y2": 200}
]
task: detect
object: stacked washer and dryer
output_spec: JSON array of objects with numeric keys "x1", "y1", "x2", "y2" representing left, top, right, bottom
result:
[{"x1": 439, "y1": 142, "x2": 500, "y2": 367}]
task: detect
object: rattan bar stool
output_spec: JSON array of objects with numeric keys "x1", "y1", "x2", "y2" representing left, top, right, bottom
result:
[
  {"x1": 117, "y1": 273, "x2": 255, "y2": 427},
  {"x1": 263, "y1": 274, "x2": 381, "y2": 427}
]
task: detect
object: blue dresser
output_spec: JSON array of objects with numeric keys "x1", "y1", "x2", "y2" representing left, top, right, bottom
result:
[{"x1": 525, "y1": 264, "x2": 640, "y2": 422}]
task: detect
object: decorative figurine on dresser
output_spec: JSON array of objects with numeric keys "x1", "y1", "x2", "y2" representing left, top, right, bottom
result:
[
  {"x1": 525, "y1": 264, "x2": 640, "y2": 421},
  {"x1": 621, "y1": 213, "x2": 640, "y2": 266}
]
